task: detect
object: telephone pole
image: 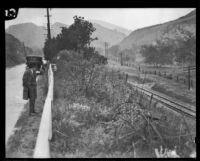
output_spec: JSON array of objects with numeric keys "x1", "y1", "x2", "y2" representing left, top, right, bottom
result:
[
  {"x1": 188, "y1": 66, "x2": 191, "y2": 90},
  {"x1": 44, "y1": 8, "x2": 52, "y2": 61},
  {"x1": 23, "y1": 42, "x2": 27, "y2": 57},
  {"x1": 104, "y1": 42, "x2": 108, "y2": 58},
  {"x1": 45, "y1": 8, "x2": 51, "y2": 40},
  {"x1": 120, "y1": 52, "x2": 123, "y2": 66},
  {"x1": 183, "y1": 66, "x2": 196, "y2": 90}
]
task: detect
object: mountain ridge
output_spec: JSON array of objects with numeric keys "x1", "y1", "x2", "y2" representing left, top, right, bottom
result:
[
  {"x1": 90, "y1": 19, "x2": 132, "y2": 36},
  {"x1": 6, "y1": 21, "x2": 127, "y2": 53},
  {"x1": 118, "y1": 9, "x2": 196, "y2": 50}
]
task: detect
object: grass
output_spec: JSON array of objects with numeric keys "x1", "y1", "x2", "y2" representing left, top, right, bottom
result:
[
  {"x1": 139, "y1": 65, "x2": 196, "y2": 88},
  {"x1": 151, "y1": 83, "x2": 195, "y2": 106},
  {"x1": 47, "y1": 51, "x2": 196, "y2": 158},
  {"x1": 6, "y1": 72, "x2": 48, "y2": 158},
  {"x1": 129, "y1": 89, "x2": 196, "y2": 157},
  {"x1": 51, "y1": 91, "x2": 196, "y2": 158},
  {"x1": 128, "y1": 75, "x2": 153, "y2": 84},
  {"x1": 50, "y1": 64, "x2": 195, "y2": 158},
  {"x1": 112, "y1": 64, "x2": 196, "y2": 107},
  {"x1": 50, "y1": 98, "x2": 138, "y2": 158}
]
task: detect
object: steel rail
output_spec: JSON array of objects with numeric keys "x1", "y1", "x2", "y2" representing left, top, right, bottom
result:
[{"x1": 127, "y1": 81, "x2": 196, "y2": 119}]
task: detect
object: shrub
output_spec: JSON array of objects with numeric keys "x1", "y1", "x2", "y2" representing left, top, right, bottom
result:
[{"x1": 51, "y1": 49, "x2": 195, "y2": 158}]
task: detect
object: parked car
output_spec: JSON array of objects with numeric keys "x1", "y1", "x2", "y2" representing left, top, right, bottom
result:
[{"x1": 26, "y1": 56, "x2": 44, "y2": 75}]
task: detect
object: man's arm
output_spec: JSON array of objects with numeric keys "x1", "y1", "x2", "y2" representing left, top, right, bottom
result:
[{"x1": 22, "y1": 70, "x2": 31, "y2": 87}]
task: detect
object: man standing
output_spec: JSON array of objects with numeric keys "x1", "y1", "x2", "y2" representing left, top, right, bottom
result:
[{"x1": 22, "y1": 65, "x2": 37, "y2": 116}]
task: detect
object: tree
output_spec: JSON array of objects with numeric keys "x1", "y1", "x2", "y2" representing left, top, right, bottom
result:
[
  {"x1": 43, "y1": 37, "x2": 59, "y2": 60},
  {"x1": 140, "y1": 41, "x2": 174, "y2": 66},
  {"x1": 108, "y1": 45, "x2": 120, "y2": 56},
  {"x1": 6, "y1": 33, "x2": 32, "y2": 67},
  {"x1": 140, "y1": 27, "x2": 195, "y2": 66},
  {"x1": 140, "y1": 44, "x2": 159, "y2": 66},
  {"x1": 160, "y1": 26, "x2": 196, "y2": 66},
  {"x1": 173, "y1": 29, "x2": 196, "y2": 66},
  {"x1": 121, "y1": 49, "x2": 136, "y2": 63},
  {"x1": 43, "y1": 16, "x2": 98, "y2": 61},
  {"x1": 155, "y1": 40, "x2": 174, "y2": 65}
]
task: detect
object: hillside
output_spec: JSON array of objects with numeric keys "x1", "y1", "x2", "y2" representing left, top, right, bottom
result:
[
  {"x1": 6, "y1": 33, "x2": 32, "y2": 67},
  {"x1": 118, "y1": 9, "x2": 196, "y2": 51},
  {"x1": 90, "y1": 19, "x2": 132, "y2": 36},
  {"x1": 6, "y1": 23, "x2": 46, "y2": 49},
  {"x1": 91, "y1": 23, "x2": 127, "y2": 51},
  {"x1": 6, "y1": 21, "x2": 126, "y2": 55}
]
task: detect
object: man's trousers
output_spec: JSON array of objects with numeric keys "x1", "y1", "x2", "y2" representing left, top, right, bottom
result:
[{"x1": 29, "y1": 98, "x2": 35, "y2": 113}]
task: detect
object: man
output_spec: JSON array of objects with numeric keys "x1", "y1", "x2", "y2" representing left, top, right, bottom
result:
[{"x1": 22, "y1": 65, "x2": 37, "y2": 116}]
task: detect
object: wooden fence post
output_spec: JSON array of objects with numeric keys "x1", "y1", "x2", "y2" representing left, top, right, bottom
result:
[
  {"x1": 190, "y1": 80, "x2": 193, "y2": 89},
  {"x1": 188, "y1": 66, "x2": 191, "y2": 90}
]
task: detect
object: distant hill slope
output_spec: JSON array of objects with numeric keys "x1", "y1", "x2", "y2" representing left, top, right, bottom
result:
[
  {"x1": 90, "y1": 19, "x2": 132, "y2": 36},
  {"x1": 91, "y1": 23, "x2": 127, "y2": 50},
  {"x1": 6, "y1": 33, "x2": 33, "y2": 67},
  {"x1": 6, "y1": 22, "x2": 68, "y2": 49},
  {"x1": 118, "y1": 9, "x2": 196, "y2": 51},
  {"x1": 6, "y1": 23, "x2": 45, "y2": 49},
  {"x1": 6, "y1": 21, "x2": 126, "y2": 55}
]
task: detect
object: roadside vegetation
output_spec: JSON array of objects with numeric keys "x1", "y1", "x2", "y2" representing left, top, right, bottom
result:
[
  {"x1": 42, "y1": 16, "x2": 196, "y2": 158},
  {"x1": 50, "y1": 50, "x2": 195, "y2": 158},
  {"x1": 109, "y1": 61, "x2": 196, "y2": 107}
]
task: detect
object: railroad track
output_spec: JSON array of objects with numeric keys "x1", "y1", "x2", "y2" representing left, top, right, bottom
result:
[{"x1": 127, "y1": 81, "x2": 196, "y2": 120}]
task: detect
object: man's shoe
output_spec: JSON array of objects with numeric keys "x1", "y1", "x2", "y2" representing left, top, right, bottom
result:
[
  {"x1": 29, "y1": 112, "x2": 37, "y2": 116},
  {"x1": 29, "y1": 113, "x2": 35, "y2": 116}
]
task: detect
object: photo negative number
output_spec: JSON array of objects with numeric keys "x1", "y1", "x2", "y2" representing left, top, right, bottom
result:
[{"x1": 4, "y1": 8, "x2": 19, "y2": 20}]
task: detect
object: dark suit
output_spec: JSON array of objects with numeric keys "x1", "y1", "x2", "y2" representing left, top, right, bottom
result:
[{"x1": 22, "y1": 68, "x2": 37, "y2": 113}]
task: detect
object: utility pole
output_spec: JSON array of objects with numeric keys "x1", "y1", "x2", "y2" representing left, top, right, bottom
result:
[
  {"x1": 104, "y1": 42, "x2": 108, "y2": 58},
  {"x1": 45, "y1": 8, "x2": 51, "y2": 41},
  {"x1": 188, "y1": 66, "x2": 190, "y2": 90},
  {"x1": 183, "y1": 66, "x2": 196, "y2": 90},
  {"x1": 44, "y1": 8, "x2": 52, "y2": 62},
  {"x1": 23, "y1": 42, "x2": 27, "y2": 57},
  {"x1": 120, "y1": 52, "x2": 123, "y2": 66},
  {"x1": 46, "y1": 8, "x2": 51, "y2": 40}
]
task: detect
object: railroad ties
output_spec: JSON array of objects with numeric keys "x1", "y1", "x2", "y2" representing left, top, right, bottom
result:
[{"x1": 127, "y1": 81, "x2": 196, "y2": 120}]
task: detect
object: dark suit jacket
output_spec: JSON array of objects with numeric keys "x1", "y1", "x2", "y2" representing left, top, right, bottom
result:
[{"x1": 22, "y1": 69, "x2": 37, "y2": 100}]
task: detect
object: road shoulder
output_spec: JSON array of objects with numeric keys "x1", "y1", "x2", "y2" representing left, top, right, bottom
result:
[{"x1": 6, "y1": 74, "x2": 48, "y2": 158}]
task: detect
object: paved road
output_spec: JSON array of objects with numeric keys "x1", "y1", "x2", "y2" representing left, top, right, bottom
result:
[{"x1": 6, "y1": 64, "x2": 28, "y2": 146}]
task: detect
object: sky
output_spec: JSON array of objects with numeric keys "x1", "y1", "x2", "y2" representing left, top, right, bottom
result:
[{"x1": 5, "y1": 8, "x2": 195, "y2": 31}]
